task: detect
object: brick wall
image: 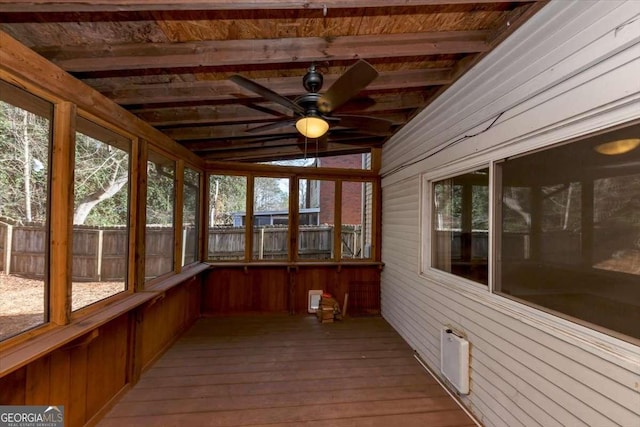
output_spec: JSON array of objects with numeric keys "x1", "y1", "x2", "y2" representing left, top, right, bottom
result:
[{"x1": 318, "y1": 154, "x2": 363, "y2": 225}]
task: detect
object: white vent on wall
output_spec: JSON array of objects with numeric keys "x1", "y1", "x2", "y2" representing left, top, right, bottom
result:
[
  {"x1": 440, "y1": 328, "x2": 470, "y2": 394},
  {"x1": 308, "y1": 290, "x2": 323, "y2": 313}
]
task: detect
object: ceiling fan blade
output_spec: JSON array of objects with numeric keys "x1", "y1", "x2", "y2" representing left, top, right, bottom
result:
[
  {"x1": 246, "y1": 120, "x2": 296, "y2": 134},
  {"x1": 318, "y1": 60, "x2": 378, "y2": 113},
  {"x1": 334, "y1": 115, "x2": 394, "y2": 135},
  {"x1": 230, "y1": 74, "x2": 305, "y2": 115}
]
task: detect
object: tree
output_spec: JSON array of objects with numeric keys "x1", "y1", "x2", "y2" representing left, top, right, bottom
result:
[
  {"x1": 73, "y1": 132, "x2": 129, "y2": 225},
  {"x1": 0, "y1": 101, "x2": 50, "y2": 224}
]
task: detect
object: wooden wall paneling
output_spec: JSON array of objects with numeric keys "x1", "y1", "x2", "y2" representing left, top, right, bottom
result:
[
  {"x1": 84, "y1": 315, "x2": 129, "y2": 421},
  {"x1": 140, "y1": 280, "x2": 201, "y2": 371},
  {"x1": 0, "y1": 367, "x2": 26, "y2": 405},
  {"x1": 67, "y1": 345, "x2": 89, "y2": 426},
  {"x1": 202, "y1": 267, "x2": 290, "y2": 313},
  {"x1": 251, "y1": 267, "x2": 288, "y2": 312},
  {"x1": 48, "y1": 350, "x2": 71, "y2": 409},
  {"x1": 50, "y1": 102, "x2": 76, "y2": 325},
  {"x1": 25, "y1": 356, "x2": 51, "y2": 405}
]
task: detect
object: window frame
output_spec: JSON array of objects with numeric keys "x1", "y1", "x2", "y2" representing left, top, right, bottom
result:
[
  {"x1": 419, "y1": 121, "x2": 640, "y2": 347},
  {"x1": 421, "y1": 163, "x2": 493, "y2": 290},
  {"x1": 70, "y1": 113, "x2": 134, "y2": 314},
  {"x1": 205, "y1": 166, "x2": 379, "y2": 264},
  {"x1": 0, "y1": 80, "x2": 54, "y2": 340},
  {"x1": 143, "y1": 149, "x2": 178, "y2": 285}
]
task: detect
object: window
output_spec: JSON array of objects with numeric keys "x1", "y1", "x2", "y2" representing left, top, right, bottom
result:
[
  {"x1": 208, "y1": 174, "x2": 247, "y2": 260},
  {"x1": 253, "y1": 177, "x2": 289, "y2": 260},
  {"x1": 341, "y1": 181, "x2": 374, "y2": 260},
  {"x1": 298, "y1": 179, "x2": 333, "y2": 260},
  {"x1": 431, "y1": 168, "x2": 489, "y2": 285},
  {"x1": 182, "y1": 167, "x2": 200, "y2": 266},
  {"x1": 145, "y1": 151, "x2": 175, "y2": 281},
  {"x1": 496, "y1": 123, "x2": 640, "y2": 340},
  {"x1": 0, "y1": 81, "x2": 52, "y2": 340},
  {"x1": 72, "y1": 117, "x2": 130, "y2": 311}
]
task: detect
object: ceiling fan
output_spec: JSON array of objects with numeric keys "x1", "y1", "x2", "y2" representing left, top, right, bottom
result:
[{"x1": 229, "y1": 60, "x2": 393, "y2": 141}]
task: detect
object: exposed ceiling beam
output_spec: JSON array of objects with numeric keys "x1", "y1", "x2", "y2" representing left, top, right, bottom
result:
[
  {"x1": 199, "y1": 141, "x2": 374, "y2": 162},
  {"x1": 104, "y1": 68, "x2": 451, "y2": 105},
  {"x1": 36, "y1": 31, "x2": 489, "y2": 72},
  {"x1": 166, "y1": 122, "x2": 396, "y2": 141},
  {"x1": 0, "y1": 1, "x2": 541, "y2": 13},
  {"x1": 184, "y1": 133, "x2": 384, "y2": 151},
  {"x1": 139, "y1": 100, "x2": 417, "y2": 127}
]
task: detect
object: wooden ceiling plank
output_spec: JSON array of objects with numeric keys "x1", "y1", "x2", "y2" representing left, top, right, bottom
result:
[
  {"x1": 38, "y1": 31, "x2": 490, "y2": 72},
  {"x1": 0, "y1": 1, "x2": 542, "y2": 13},
  {"x1": 104, "y1": 68, "x2": 451, "y2": 105}
]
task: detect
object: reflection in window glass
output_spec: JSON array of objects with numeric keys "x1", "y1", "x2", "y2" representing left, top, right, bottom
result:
[
  {"x1": 182, "y1": 168, "x2": 200, "y2": 266},
  {"x1": 253, "y1": 177, "x2": 289, "y2": 260},
  {"x1": 0, "y1": 82, "x2": 52, "y2": 340},
  {"x1": 145, "y1": 152, "x2": 175, "y2": 281},
  {"x1": 72, "y1": 118, "x2": 130, "y2": 311},
  {"x1": 341, "y1": 181, "x2": 374, "y2": 260},
  {"x1": 432, "y1": 169, "x2": 489, "y2": 284},
  {"x1": 497, "y1": 123, "x2": 640, "y2": 340},
  {"x1": 208, "y1": 174, "x2": 246, "y2": 260},
  {"x1": 299, "y1": 179, "x2": 334, "y2": 260}
]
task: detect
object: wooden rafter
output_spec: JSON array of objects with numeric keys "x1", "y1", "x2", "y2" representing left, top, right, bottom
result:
[
  {"x1": 102, "y1": 69, "x2": 452, "y2": 106},
  {"x1": 134, "y1": 98, "x2": 419, "y2": 127},
  {"x1": 36, "y1": 31, "x2": 489, "y2": 72},
  {"x1": 0, "y1": 0, "x2": 542, "y2": 13}
]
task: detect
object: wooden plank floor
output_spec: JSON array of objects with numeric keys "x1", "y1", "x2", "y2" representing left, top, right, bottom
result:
[{"x1": 98, "y1": 315, "x2": 476, "y2": 427}]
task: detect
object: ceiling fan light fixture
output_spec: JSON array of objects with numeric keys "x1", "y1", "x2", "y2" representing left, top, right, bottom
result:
[
  {"x1": 296, "y1": 115, "x2": 329, "y2": 139},
  {"x1": 594, "y1": 138, "x2": 640, "y2": 155}
]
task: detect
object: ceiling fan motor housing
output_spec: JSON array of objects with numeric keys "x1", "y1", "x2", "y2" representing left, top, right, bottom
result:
[{"x1": 303, "y1": 64, "x2": 323, "y2": 93}]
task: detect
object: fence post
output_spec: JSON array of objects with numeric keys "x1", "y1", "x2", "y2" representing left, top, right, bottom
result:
[
  {"x1": 259, "y1": 228, "x2": 265, "y2": 260},
  {"x1": 97, "y1": 229, "x2": 104, "y2": 282},
  {"x1": 4, "y1": 225, "x2": 12, "y2": 275}
]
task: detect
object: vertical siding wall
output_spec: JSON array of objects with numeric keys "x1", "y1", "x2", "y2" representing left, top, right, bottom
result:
[{"x1": 380, "y1": 2, "x2": 640, "y2": 427}]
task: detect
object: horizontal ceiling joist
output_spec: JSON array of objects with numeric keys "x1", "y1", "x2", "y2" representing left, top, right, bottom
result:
[
  {"x1": 0, "y1": 1, "x2": 540, "y2": 13},
  {"x1": 136, "y1": 95, "x2": 420, "y2": 127},
  {"x1": 185, "y1": 133, "x2": 384, "y2": 151},
  {"x1": 37, "y1": 31, "x2": 489, "y2": 72},
  {"x1": 105, "y1": 68, "x2": 451, "y2": 105},
  {"x1": 166, "y1": 124, "x2": 397, "y2": 142},
  {"x1": 200, "y1": 141, "x2": 373, "y2": 163}
]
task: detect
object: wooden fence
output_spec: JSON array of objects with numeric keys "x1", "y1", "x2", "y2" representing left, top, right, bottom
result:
[
  {"x1": 1, "y1": 223, "x2": 364, "y2": 281},
  {"x1": 208, "y1": 225, "x2": 364, "y2": 260}
]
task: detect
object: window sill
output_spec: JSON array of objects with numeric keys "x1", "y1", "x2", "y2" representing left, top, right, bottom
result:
[
  {"x1": 0, "y1": 263, "x2": 210, "y2": 377},
  {"x1": 145, "y1": 263, "x2": 210, "y2": 293}
]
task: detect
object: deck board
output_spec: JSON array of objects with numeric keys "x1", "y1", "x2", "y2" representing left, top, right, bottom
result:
[{"x1": 98, "y1": 315, "x2": 475, "y2": 427}]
